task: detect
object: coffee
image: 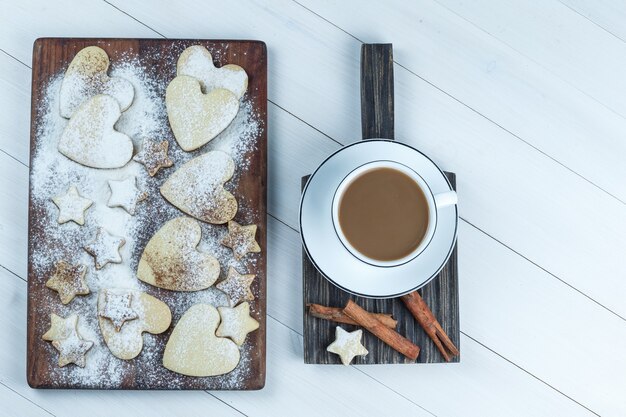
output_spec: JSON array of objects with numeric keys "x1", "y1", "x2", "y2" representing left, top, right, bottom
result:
[{"x1": 338, "y1": 167, "x2": 429, "y2": 262}]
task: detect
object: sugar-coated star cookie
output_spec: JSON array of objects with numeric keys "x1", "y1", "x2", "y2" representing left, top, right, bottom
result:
[
  {"x1": 42, "y1": 313, "x2": 78, "y2": 341},
  {"x1": 216, "y1": 302, "x2": 259, "y2": 346},
  {"x1": 52, "y1": 331, "x2": 94, "y2": 368},
  {"x1": 45, "y1": 260, "x2": 89, "y2": 304},
  {"x1": 132, "y1": 138, "x2": 173, "y2": 176},
  {"x1": 216, "y1": 267, "x2": 255, "y2": 306},
  {"x1": 84, "y1": 228, "x2": 125, "y2": 269},
  {"x1": 51, "y1": 186, "x2": 93, "y2": 225},
  {"x1": 221, "y1": 221, "x2": 261, "y2": 260},
  {"x1": 42, "y1": 313, "x2": 94, "y2": 368},
  {"x1": 98, "y1": 291, "x2": 139, "y2": 331},
  {"x1": 326, "y1": 327, "x2": 369, "y2": 366},
  {"x1": 107, "y1": 176, "x2": 147, "y2": 215}
]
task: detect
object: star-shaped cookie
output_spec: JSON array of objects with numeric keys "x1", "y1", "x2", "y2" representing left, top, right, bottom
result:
[
  {"x1": 107, "y1": 176, "x2": 147, "y2": 215},
  {"x1": 42, "y1": 313, "x2": 78, "y2": 341},
  {"x1": 216, "y1": 302, "x2": 260, "y2": 345},
  {"x1": 84, "y1": 228, "x2": 125, "y2": 269},
  {"x1": 45, "y1": 260, "x2": 89, "y2": 304},
  {"x1": 52, "y1": 331, "x2": 94, "y2": 368},
  {"x1": 98, "y1": 290, "x2": 139, "y2": 331},
  {"x1": 216, "y1": 267, "x2": 255, "y2": 306},
  {"x1": 221, "y1": 221, "x2": 261, "y2": 260},
  {"x1": 326, "y1": 327, "x2": 369, "y2": 366},
  {"x1": 42, "y1": 313, "x2": 94, "y2": 368},
  {"x1": 51, "y1": 186, "x2": 93, "y2": 225},
  {"x1": 133, "y1": 138, "x2": 173, "y2": 176}
]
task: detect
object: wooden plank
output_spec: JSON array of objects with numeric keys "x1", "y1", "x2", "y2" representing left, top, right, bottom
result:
[
  {"x1": 27, "y1": 38, "x2": 266, "y2": 390},
  {"x1": 0, "y1": 52, "x2": 30, "y2": 165},
  {"x1": 360, "y1": 44, "x2": 394, "y2": 139},
  {"x1": 561, "y1": 0, "x2": 626, "y2": 42},
  {"x1": 436, "y1": 0, "x2": 626, "y2": 118},
  {"x1": 0, "y1": 385, "x2": 53, "y2": 417},
  {"x1": 0, "y1": 146, "x2": 28, "y2": 277}
]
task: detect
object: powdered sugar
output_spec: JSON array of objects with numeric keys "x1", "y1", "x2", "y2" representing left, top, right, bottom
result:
[
  {"x1": 30, "y1": 44, "x2": 263, "y2": 388},
  {"x1": 177, "y1": 45, "x2": 248, "y2": 99}
]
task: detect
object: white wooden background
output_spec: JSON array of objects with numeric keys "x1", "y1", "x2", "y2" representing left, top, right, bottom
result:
[{"x1": 0, "y1": 0, "x2": 624, "y2": 416}]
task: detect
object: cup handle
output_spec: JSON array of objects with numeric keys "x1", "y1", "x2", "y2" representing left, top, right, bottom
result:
[{"x1": 434, "y1": 191, "x2": 458, "y2": 208}]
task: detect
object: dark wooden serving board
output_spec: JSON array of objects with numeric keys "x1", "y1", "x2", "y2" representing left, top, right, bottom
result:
[
  {"x1": 303, "y1": 44, "x2": 460, "y2": 364},
  {"x1": 27, "y1": 38, "x2": 267, "y2": 389}
]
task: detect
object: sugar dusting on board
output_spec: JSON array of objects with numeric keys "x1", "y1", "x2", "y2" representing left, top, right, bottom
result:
[{"x1": 30, "y1": 44, "x2": 262, "y2": 388}]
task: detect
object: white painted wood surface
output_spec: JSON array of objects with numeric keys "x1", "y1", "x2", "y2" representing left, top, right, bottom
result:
[{"x1": 0, "y1": 0, "x2": 623, "y2": 415}]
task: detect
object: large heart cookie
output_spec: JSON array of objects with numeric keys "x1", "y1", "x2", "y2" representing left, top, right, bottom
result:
[
  {"x1": 177, "y1": 45, "x2": 248, "y2": 99},
  {"x1": 58, "y1": 94, "x2": 134, "y2": 169},
  {"x1": 137, "y1": 216, "x2": 220, "y2": 291},
  {"x1": 59, "y1": 46, "x2": 134, "y2": 118},
  {"x1": 166, "y1": 75, "x2": 239, "y2": 151},
  {"x1": 163, "y1": 304, "x2": 240, "y2": 377},
  {"x1": 160, "y1": 151, "x2": 238, "y2": 224},
  {"x1": 97, "y1": 289, "x2": 171, "y2": 360}
]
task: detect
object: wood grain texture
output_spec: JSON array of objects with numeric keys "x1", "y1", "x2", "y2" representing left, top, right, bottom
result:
[
  {"x1": 27, "y1": 38, "x2": 267, "y2": 390},
  {"x1": 302, "y1": 175, "x2": 459, "y2": 364},
  {"x1": 361, "y1": 44, "x2": 394, "y2": 139}
]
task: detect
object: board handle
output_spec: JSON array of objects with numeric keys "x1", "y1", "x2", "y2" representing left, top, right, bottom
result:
[{"x1": 361, "y1": 43, "x2": 395, "y2": 140}]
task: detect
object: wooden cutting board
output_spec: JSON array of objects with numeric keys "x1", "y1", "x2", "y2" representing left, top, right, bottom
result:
[
  {"x1": 27, "y1": 38, "x2": 267, "y2": 389},
  {"x1": 302, "y1": 44, "x2": 460, "y2": 364}
]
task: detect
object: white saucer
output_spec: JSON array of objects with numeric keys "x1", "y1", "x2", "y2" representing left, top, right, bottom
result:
[{"x1": 299, "y1": 140, "x2": 458, "y2": 299}]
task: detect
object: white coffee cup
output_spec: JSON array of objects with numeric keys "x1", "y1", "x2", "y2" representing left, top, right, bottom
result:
[{"x1": 331, "y1": 160, "x2": 457, "y2": 267}]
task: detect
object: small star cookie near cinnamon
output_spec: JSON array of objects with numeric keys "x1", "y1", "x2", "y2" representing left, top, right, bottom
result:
[
  {"x1": 326, "y1": 326, "x2": 369, "y2": 366},
  {"x1": 133, "y1": 138, "x2": 173, "y2": 176},
  {"x1": 217, "y1": 302, "x2": 259, "y2": 346},
  {"x1": 84, "y1": 228, "x2": 125, "y2": 269},
  {"x1": 51, "y1": 186, "x2": 93, "y2": 225},
  {"x1": 45, "y1": 260, "x2": 89, "y2": 304},
  {"x1": 216, "y1": 267, "x2": 255, "y2": 306},
  {"x1": 221, "y1": 220, "x2": 261, "y2": 260},
  {"x1": 107, "y1": 176, "x2": 147, "y2": 215}
]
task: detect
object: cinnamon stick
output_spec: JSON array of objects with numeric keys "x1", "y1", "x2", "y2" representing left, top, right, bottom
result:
[
  {"x1": 307, "y1": 303, "x2": 397, "y2": 329},
  {"x1": 343, "y1": 300, "x2": 420, "y2": 360},
  {"x1": 400, "y1": 291, "x2": 459, "y2": 362}
]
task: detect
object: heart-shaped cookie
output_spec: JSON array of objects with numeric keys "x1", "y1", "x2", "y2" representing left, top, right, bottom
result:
[
  {"x1": 166, "y1": 75, "x2": 239, "y2": 151},
  {"x1": 137, "y1": 216, "x2": 220, "y2": 291},
  {"x1": 160, "y1": 151, "x2": 238, "y2": 224},
  {"x1": 59, "y1": 46, "x2": 134, "y2": 118},
  {"x1": 97, "y1": 289, "x2": 171, "y2": 360},
  {"x1": 163, "y1": 304, "x2": 240, "y2": 377},
  {"x1": 177, "y1": 45, "x2": 248, "y2": 99},
  {"x1": 58, "y1": 94, "x2": 134, "y2": 169}
]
